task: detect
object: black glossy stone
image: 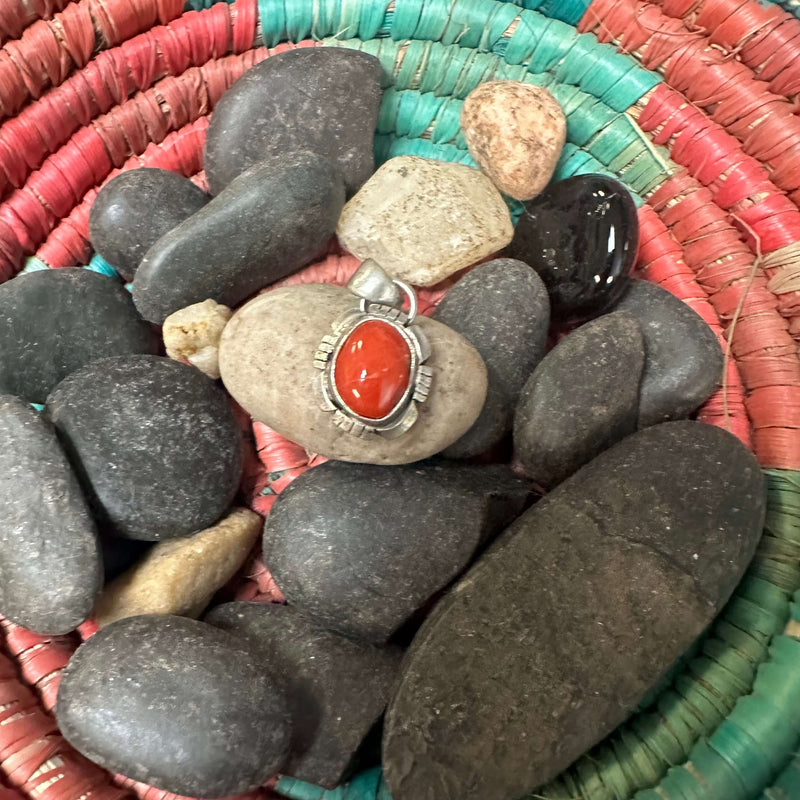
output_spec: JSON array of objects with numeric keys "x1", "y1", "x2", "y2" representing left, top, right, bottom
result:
[
  {"x1": 383, "y1": 422, "x2": 765, "y2": 800},
  {"x1": 45, "y1": 355, "x2": 242, "y2": 541},
  {"x1": 514, "y1": 312, "x2": 645, "y2": 488},
  {"x1": 204, "y1": 48, "x2": 382, "y2": 196},
  {"x1": 0, "y1": 268, "x2": 158, "y2": 404},
  {"x1": 0, "y1": 396, "x2": 101, "y2": 634},
  {"x1": 264, "y1": 460, "x2": 532, "y2": 643},
  {"x1": 506, "y1": 174, "x2": 638, "y2": 323},
  {"x1": 207, "y1": 602, "x2": 401, "y2": 788},
  {"x1": 57, "y1": 615, "x2": 291, "y2": 798},
  {"x1": 89, "y1": 168, "x2": 210, "y2": 281},
  {"x1": 133, "y1": 152, "x2": 345, "y2": 324},
  {"x1": 615, "y1": 279, "x2": 724, "y2": 427},
  {"x1": 432, "y1": 259, "x2": 550, "y2": 458}
]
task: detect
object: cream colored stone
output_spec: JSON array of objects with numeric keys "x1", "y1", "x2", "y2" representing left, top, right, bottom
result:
[
  {"x1": 336, "y1": 156, "x2": 513, "y2": 286},
  {"x1": 93, "y1": 508, "x2": 261, "y2": 628},
  {"x1": 219, "y1": 283, "x2": 488, "y2": 465},
  {"x1": 163, "y1": 299, "x2": 233, "y2": 379},
  {"x1": 461, "y1": 81, "x2": 567, "y2": 201}
]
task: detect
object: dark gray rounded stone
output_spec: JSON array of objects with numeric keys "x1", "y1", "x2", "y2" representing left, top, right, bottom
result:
[
  {"x1": 45, "y1": 355, "x2": 242, "y2": 541},
  {"x1": 207, "y1": 602, "x2": 401, "y2": 788},
  {"x1": 89, "y1": 168, "x2": 210, "y2": 281},
  {"x1": 0, "y1": 396, "x2": 101, "y2": 634},
  {"x1": 56, "y1": 615, "x2": 291, "y2": 798},
  {"x1": 514, "y1": 311, "x2": 645, "y2": 488},
  {"x1": 615, "y1": 279, "x2": 724, "y2": 427},
  {"x1": 133, "y1": 152, "x2": 346, "y2": 324},
  {"x1": 264, "y1": 460, "x2": 532, "y2": 643},
  {"x1": 0, "y1": 268, "x2": 158, "y2": 404},
  {"x1": 204, "y1": 48, "x2": 382, "y2": 196},
  {"x1": 383, "y1": 421, "x2": 765, "y2": 800},
  {"x1": 433, "y1": 259, "x2": 550, "y2": 458}
]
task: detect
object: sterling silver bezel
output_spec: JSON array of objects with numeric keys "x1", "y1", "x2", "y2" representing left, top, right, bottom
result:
[{"x1": 313, "y1": 302, "x2": 433, "y2": 439}]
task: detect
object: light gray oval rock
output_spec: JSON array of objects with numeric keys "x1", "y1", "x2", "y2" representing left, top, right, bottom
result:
[
  {"x1": 615, "y1": 280, "x2": 724, "y2": 427},
  {"x1": 207, "y1": 602, "x2": 402, "y2": 788},
  {"x1": 57, "y1": 615, "x2": 291, "y2": 798},
  {"x1": 133, "y1": 152, "x2": 346, "y2": 324},
  {"x1": 204, "y1": 48, "x2": 382, "y2": 196},
  {"x1": 0, "y1": 268, "x2": 158, "y2": 404},
  {"x1": 514, "y1": 311, "x2": 645, "y2": 488},
  {"x1": 383, "y1": 421, "x2": 765, "y2": 800},
  {"x1": 219, "y1": 284, "x2": 488, "y2": 465},
  {"x1": 433, "y1": 259, "x2": 550, "y2": 458},
  {"x1": 264, "y1": 460, "x2": 532, "y2": 643},
  {"x1": 0, "y1": 396, "x2": 101, "y2": 634},
  {"x1": 46, "y1": 355, "x2": 242, "y2": 540}
]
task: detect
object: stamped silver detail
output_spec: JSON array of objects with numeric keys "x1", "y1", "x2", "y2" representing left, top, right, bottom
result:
[{"x1": 313, "y1": 261, "x2": 433, "y2": 438}]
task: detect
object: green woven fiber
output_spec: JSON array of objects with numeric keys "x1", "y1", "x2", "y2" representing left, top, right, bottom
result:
[
  {"x1": 495, "y1": 0, "x2": 592, "y2": 26},
  {"x1": 759, "y1": 753, "x2": 800, "y2": 800}
]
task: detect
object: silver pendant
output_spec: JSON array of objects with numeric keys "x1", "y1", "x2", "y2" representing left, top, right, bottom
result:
[{"x1": 313, "y1": 260, "x2": 432, "y2": 439}]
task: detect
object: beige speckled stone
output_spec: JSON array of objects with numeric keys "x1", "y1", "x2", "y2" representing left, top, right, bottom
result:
[
  {"x1": 163, "y1": 299, "x2": 233, "y2": 379},
  {"x1": 93, "y1": 508, "x2": 261, "y2": 628},
  {"x1": 461, "y1": 81, "x2": 566, "y2": 201},
  {"x1": 336, "y1": 156, "x2": 513, "y2": 286},
  {"x1": 218, "y1": 283, "x2": 488, "y2": 465}
]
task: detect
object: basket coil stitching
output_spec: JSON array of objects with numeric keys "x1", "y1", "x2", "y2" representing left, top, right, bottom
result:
[{"x1": 0, "y1": 0, "x2": 798, "y2": 799}]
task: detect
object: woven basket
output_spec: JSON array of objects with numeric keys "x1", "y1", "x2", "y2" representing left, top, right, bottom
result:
[{"x1": 1, "y1": 0, "x2": 800, "y2": 798}]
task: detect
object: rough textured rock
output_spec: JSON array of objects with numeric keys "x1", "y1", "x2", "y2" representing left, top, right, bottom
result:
[
  {"x1": 264, "y1": 460, "x2": 532, "y2": 642},
  {"x1": 94, "y1": 508, "x2": 261, "y2": 627},
  {"x1": 461, "y1": 81, "x2": 566, "y2": 200},
  {"x1": 0, "y1": 268, "x2": 157, "y2": 404},
  {"x1": 57, "y1": 615, "x2": 291, "y2": 798},
  {"x1": 163, "y1": 299, "x2": 232, "y2": 379},
  {"x1": 46, "y1": 355, "x2": 242, "y2": 541},
  {"x1": 506, "y1": 174, "x2": 638, "y2": 323},
  {"x1": 514, "y1": 312, "x2": 645, "y2": 488},
  {"x1": 219, "y1": 284, "x2": 488, "y2": 465},
  {"x1": 337, "y1": 156, "x2": 514, "y2": 286},
  {"x1": 615, "y1": 280, "x2": 724, "y2": 427},
  {"x1": 433, "y1": 259, "x2": 550, "y2": 457},
  {"x1": 204, "y1": 48, "x2": 382, "y2": 196},
  {"x1": 383, "y1": 421, "x2": 765, "y2": 800},
  {"x1": 133, "y1": 153, "x2": 346, "y2": 324},
  {"x1": 89, "y1": 168, "x2": 210, "y2": 281},
  {"x1": 0, "y1": 396, "x2": 101, "y2": 634},
  {"x1": 207, "y1": 602, "x2": 402, "y2": 788}
]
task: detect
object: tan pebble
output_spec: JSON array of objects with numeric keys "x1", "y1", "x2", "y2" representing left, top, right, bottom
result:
[
  {"x1": 93, "y1": 508, "x2": 261, "y2": 628},
  {"x1": 163, "y1": 299, "x2": 233, "y2": 379},
  {"x1": 461, "y1": 81, "x2": 567, "y2": 201},
  {"x1": 218, "y1": 283, "x2": 488, "y2": 465},
  {"x1": 336, "y1": 156, "x2": 513, "y2": 286}
]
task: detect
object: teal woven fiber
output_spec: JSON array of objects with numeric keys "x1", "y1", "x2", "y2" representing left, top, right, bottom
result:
[
  {"x1": 183, "y1": 0, "x2": 233, "y2": 9},
  {"x1": 496, "y1": 0, "x2": 592, "y2": 26},
  {"x1": 254, "y1": 0, "x2": 661, "y2": 109},
  {"x1": 85, "y1": 254, "x2": 120, "y2": 278}
]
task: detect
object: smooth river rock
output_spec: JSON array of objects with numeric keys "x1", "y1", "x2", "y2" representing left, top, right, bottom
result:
[
  {"x1": 94, "y1": 508, "x2": 262, "y2": 627},
  {"x1": 0, "y1": 268, "x2": 157, "y2": 404},
  {"x1": 162, "y1": 299, "x2": 233, "y2": 379},
  {"x1": 461, "y1": 81, "x2": 566, "y2": 200},
  {"x1": 46, "y1": 355, "x2": 242, "y2": 540},
  {"x1": 204, "y1": 48, "x2": 382, "y2": 196},
  {"x1": 506, "y1": 174, "x2": 638, "y2": 323},
  {"x1": 383, "y1": 421, "x2": 765, "y2": 800},
  {"x1": 207, "y1": 602, "x2": 402, "y2": 788},
  {"x1": 514, "y1": 312, "x2": 645, "y2": 488},
  {"x1": 337, "y1": 156, "x2": 514, "y2": 286},
  {"x1": 219, "y1": 284, "x2": 488, "y2": 464},
  {"x1": 433, "y1": 259, "x2": 550, "y2": 458},
  {"x1": 615, "y1": 280, "x2": 724, "y2": 427},
  {"x1": 57, "y1": 615, "x2": 291, "y2": 797},
  {"x1": 89, "y1": 168, "x2": 210, "y2": 281},
  {"x1": 264, "y1": 460, "x2": 532, "y2": 642},
  {"x1": 133, "y1": 153, "x2": 345, "y2": 324},
  {"x1": 0, "y1": 396, "x2": 101, "y2": 634}
]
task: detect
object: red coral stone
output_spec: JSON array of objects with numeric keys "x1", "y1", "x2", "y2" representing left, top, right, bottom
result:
[{"x1": 333, "y1": 320, "x2": 412, "y2": 421}]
